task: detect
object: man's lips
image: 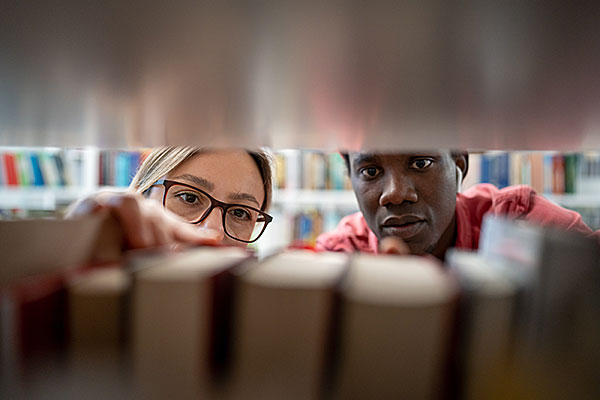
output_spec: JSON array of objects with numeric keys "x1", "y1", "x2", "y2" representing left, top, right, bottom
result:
[{"x1": 381, "y1": 215, "x2": 426, "y2": 240}]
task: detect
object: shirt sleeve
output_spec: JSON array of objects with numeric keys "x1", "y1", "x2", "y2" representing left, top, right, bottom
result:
[{"x1": 525, "y1": 193, "x2": 597, "y2": 238}]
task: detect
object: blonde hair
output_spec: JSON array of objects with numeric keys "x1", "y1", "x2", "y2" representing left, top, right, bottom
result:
[{"x1": 130, "y1": 147, "x2": 273, "y2": 211}]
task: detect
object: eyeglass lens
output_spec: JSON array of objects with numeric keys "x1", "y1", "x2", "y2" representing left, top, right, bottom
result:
[{"x1": 165, "y1": 183, "x2": 266, "y2": 242}]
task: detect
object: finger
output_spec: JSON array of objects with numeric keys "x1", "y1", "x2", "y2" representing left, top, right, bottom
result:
[
  {"x1": 379, "y1": 237, "x2": 410, "y2": 255},
  {"x1": 149, "y1": 214, "x2": 174, "y2": 247},
  {"x1": 173, "y1": 223, "x2": 221, "y2": 246},
  {"x1": 108, "y1": 195, "x2": 153, "y2": 249},
  {"x1": 65, "y1": 197, "x2": 104, "y2": 218}
]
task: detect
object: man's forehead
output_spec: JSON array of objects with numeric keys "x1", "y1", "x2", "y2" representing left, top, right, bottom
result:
[{"x1": 349, "y1": 151, "x2": 447, "y2": 163}]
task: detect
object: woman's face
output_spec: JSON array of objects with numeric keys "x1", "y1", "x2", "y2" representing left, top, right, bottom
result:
[{"x1": 150, "y1": 149, "x2": 265, "y2": 248}]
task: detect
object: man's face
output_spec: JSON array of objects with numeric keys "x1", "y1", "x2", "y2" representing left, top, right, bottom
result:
[{"x1": 349, "y1": 152, "x2": 460, "y2": 256}]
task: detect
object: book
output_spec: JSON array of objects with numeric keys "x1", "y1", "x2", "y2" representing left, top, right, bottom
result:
[
  {"x1": 0, "y1": 269, "x2": 70, "y2": 399},
  {"x1": 0, "y1": 213, "x2": 124, "y2": 399},
  {"x1": 0, "y1": 214, "x2": 123, "y2": 286},
  {"x1": 446, "y1": 249, "x2": 517, "y2": 400},
  {"x1": 332, "y1": 254, "x2": 458, "y2": 399},
  {"x1": 65, "y1": 266, "x2": 131, "y2": 398},
  {"x1": 0, "y1": 152, "x2": 4, "y2": 185},
  {"x1": 132, "y1": 247, "x2": 251, "y2": 399},
  {"x1": 551, "y1": 154, "x2": 565, "y2": 194},
  {"x1": 115, "y1": 152, "x2": 130, "y2": 187},
  {"x1": 529, "y1": 152, "x2": 544, "y2": 194},
  {"x1": 39, "y1": 151, "x2": 59, "y2": 186},
  {"x1": 228, "y1": 250, "x2": 348, "y2": 400},
  {"x1": 15, "y1": 152, "x2": 31, "y2": 186},
  {"x1": 3, "y1": 152, "x2": 19, "y2": 186},
  {"x1": 52, "y1": 153, "x2": 67, "y2": 186},
  {"x1": 29, "y1": 152, "x2": 45, "y2": 186},
  {"x1": 564, "y1": 153, "x2": 577, "y2": 194},
  {"x1": 479, "y1": 215, "x2": 600, "y2": 398}
]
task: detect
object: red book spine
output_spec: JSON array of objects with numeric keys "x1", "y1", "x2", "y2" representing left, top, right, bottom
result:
[
  {"x1": 3, "y1": 153, "x2": 20, "y2": 186},
  {"x1": 552, "y1": 154, "x2": 565, "y2": 194}
]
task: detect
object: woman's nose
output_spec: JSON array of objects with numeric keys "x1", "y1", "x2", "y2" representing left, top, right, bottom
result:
[{"x1": 198, "y1": 208, "x2": 225, "y2": 242}]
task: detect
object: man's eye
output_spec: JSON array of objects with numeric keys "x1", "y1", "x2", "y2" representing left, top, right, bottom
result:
[
  {"x1": 410, "y1": 159, "x2": 433, "y2": 170},
  {"x1": 359, "y1": 167, "x2": 381, "y2": 178}
]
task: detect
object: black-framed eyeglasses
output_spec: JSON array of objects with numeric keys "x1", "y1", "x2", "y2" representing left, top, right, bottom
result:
[{"x1": 152, "y1": 179, "x2": 273, "y2": 243}]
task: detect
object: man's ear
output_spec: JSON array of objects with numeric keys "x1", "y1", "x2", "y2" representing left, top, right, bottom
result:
[{"x1": 452, "y1": 152, "x2": 469, "y2": 184}]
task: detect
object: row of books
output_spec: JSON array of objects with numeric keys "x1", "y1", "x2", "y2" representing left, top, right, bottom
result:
[
  {"x1": 2, "y1": 215, "x2": 598, "y2": 399},
  {"x1": 291, "y1": 209, "x2": 345, "y2": 246},
  {"x1": 474, "y1": 151, "x2": 600, "y2": 194},
  {"x1": 98, "y1": 149, "x2": 149, "y2": 187},
  {"x1": 0, "y1": 148, "x2": 149, "y2": 189},
  {"x1": 274, "y1": 150, "x2": 352, "y2": 191},
  {"x1": 0, "y1": 150, "x2": 84, "y2": 187}
]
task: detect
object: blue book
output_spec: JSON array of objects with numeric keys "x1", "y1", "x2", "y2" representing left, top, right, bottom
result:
[
  {"x1": 497, "y1": 153, "x2": 509, "y2": 188},
  {"x1": 30, "y1": 153, "x2": 45, "y2": 186},
  {"x1": 129, "y1": 152, "x2": 141, "y2": 185},
  {"x1": 480, "y1": 155, "x2": 490, "y2": 184},
  {"x1": 115, "y1": 152, "x2": 130, "y2": 187}
]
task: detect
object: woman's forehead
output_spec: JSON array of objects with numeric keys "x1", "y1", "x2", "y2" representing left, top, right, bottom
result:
[{"x1": 168, "y1": 149, "x2": 264, "y2": 202}]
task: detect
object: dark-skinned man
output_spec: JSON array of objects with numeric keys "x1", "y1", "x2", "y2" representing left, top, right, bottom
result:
[{"x1": 316, "y1": 151, "x2": 598, "y2": 259}]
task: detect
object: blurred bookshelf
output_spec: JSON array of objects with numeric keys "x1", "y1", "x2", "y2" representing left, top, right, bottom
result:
[
  {"x1": 0, "y1": 147, "x2": 146, "y2": 217},
  {"x1": 1, "y1": 147, "x2": 599, "y2": 240}
]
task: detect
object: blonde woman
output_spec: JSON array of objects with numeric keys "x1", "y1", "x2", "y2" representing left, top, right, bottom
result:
[{"x1": 68, "y1": 147, "x2": 273, "y2": 249}]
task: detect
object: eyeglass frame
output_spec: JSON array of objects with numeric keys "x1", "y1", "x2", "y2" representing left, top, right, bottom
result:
[{"x1": 151, "y1": 179, "x2": 273, "y2": 243}]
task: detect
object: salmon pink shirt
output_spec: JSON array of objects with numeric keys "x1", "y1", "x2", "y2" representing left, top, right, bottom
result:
[{"x1": 315, "y1": 184, "x2": 598, "y2": 254}]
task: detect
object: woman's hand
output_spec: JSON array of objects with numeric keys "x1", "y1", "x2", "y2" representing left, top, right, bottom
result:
[{"x1": 66, "y1": 192, "x2": 221, "y2": 249}]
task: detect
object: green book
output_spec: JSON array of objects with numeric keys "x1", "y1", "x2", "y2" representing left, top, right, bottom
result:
[{"x1": 564, "y1": 154, "x2": 577, "y2": 194}]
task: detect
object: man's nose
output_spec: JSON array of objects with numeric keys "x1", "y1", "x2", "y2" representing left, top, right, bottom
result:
[
  {"x1": 379, "y1": 173, "x2": 418, "y2": 206},
  {"x1": 198, "y1": 207, "x2": 225, "y2": 241}
]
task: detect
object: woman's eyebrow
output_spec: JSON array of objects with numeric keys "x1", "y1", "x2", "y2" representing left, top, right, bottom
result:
[
  {"x1": 228, "y1": 192, "x2": 260, "y2": 207},
  {"x1": 171, "y1": 174, "x2": 214, "y2": 191}
]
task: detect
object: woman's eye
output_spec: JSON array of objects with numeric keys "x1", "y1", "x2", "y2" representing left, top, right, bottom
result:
[
  {"x1": 359, "y1": 167, "x2": 381, "y2": 178},
  {"x1": 178, "y1": 193, "x2": 199, "y2": 204},
  {"x1": 230, "y1": 208, "x2": 252, "y2": 221},
  {"x1": 410, "y1": 159, "x2": 433, "y2": 170}
]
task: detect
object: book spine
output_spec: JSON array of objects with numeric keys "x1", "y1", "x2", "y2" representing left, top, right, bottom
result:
[
  {"x1": 39, "y1": 152, "x2": 58, "y2": 186},
  {"x1": 129, "y1": 151, "x2": 141, "y2": 186},
  {"x1": 498, "y1": 153, "x2": 509, "y2": 188},
  {"x1": 52, "y1": 154, "x2": 66, "y2": 186},
  {"x1": 480, "y1": 154, "x2": 490, "y2": 185},
  {"x1": 16, "y1": 152, "x2": 30, "y2": 186},
  {"x1": 0, "y1": 151, "x2": 4, "y2": 185},
  {"x1": 564, "y1": 154, "x2": 577, "y2": 194},
  {"x1": 552, "y1": 154, "x2": 565, "y2": 194},
  {"x1": 30, "y1": 153, "x2": 45, "y2": 186},
  {"x1": 3, "y1": 153, "x2": 20, "y2": 186},
  {"x1": 115, "y1": 152, "x2": 129, "y2": 187},
  {"x1": 543, "y1": 153, "x2": 553, "y2": 193}
]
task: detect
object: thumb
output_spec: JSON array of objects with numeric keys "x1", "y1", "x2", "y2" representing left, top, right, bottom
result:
[{"x1": 379, "y1": 237, "x2": 410, "y2": 255}]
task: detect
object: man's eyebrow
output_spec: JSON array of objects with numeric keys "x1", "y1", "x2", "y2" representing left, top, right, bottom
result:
[
  {"x1": 352, "y1": 153, "x2": 379, "y2": 166},
  {"x1": 228, "y1": 192, "x2": 260, "y2": 207},
  {"x1": 171, "y1": 174, "x2": 215, "y2": 191}
]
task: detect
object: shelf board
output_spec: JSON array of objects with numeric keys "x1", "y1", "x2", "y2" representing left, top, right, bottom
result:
[
  {"x1": 272, "y1": 189, "x2": 358, "y2": 209},
  {"x1": 0, "y1": 186, "x2": 129, "y2": 210}
]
